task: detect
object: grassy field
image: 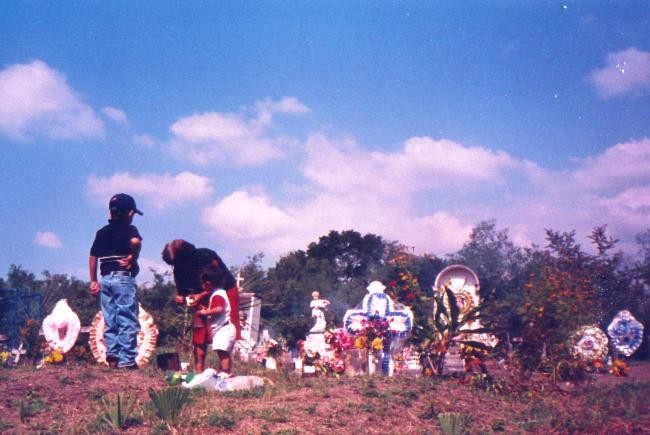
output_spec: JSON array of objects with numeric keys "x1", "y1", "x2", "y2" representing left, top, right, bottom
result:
[{"x1": 1, "y1": 357, "x2": 650, "y2": 434}]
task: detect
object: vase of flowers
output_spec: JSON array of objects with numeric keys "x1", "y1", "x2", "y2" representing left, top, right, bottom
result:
[
  {"x1": 264, "y1": 339, "x2": 283, "y2": 370},
  {"x1": 350, "y1": 315, "x2": 391, "y2": 375},
  {"x1": 344, "y1": 348, "x2": 367, "y2": 376}
]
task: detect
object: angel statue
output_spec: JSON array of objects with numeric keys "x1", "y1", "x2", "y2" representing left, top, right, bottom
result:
[{"x1": 309, "y1": 291, "x2": 330, "y2": 333}]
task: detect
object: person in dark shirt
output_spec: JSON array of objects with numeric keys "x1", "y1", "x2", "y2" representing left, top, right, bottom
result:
[
  {"x1": 89, "y1": 193, "x2": 143, "y2": 369},
  {"x1": 162, "y1": 239, "x2": 241, "y2": 372}
]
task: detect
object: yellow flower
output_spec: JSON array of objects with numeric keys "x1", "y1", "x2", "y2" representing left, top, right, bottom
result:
[
  {"x1": 355, "y1": 336, "x2": 368, "y2": 350},
  {"x1": 372, "y1": 337, "x2": 383, "y2": 351},
  {"x1": 52, "y1": 351, "x2": 64, "y2": 363},
  {"x1": 0, "y1": 351, "x2": 9, "y2": 363},
  {"x1": 43, "y1": 355, "x2": 53, "y2": 365}
]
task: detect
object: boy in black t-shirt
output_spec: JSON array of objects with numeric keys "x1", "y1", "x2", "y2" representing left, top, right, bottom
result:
[{"x1": 89, "y1": 193, "x2": 143, "y2": 369}]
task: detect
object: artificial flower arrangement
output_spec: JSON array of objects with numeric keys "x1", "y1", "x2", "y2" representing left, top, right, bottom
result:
[
  {"x1": 459, "y1": 343, "x2": 488, "y2": 373},
  {"x1": 0, "y1": 350, "x2": 11, "y2": 368},
  {"x1": 317, "y1": 357, "x2": 345, "y2": 377},
  {"x1": 324, "y1": 328, "x2": 355, "y2": 353},
  {"x1": 385, "y1": 253, "x2": 425, "y2": 306},
  {"x1": 610, "y1": 358, "x2": 630, "y2": 377},
  {"x1": 42, "y1": 347, "x2": 65, "y2": 366},
  {"x1": 352, "y1": 315, "x2": 390, "y2": 352},
  {"x1": 265, "y1": 338, "x2": 285, "y2": 359}
]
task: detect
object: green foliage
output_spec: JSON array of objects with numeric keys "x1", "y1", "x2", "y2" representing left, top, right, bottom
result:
[
  {"x1": 586, "y1": 381, "x2": 650, "y2": 420},
  {"x1": 18, "y1": 391, "x2": 49, "y2": 423},
  {"x1": 449, "y1": 220, "x2": 528, "y2": 337},
  {"x1": 138, "y1": 270, "x2": 185, "y2": 346},
  {"x1": 0, "y1": 418, "x2": 13, "y2": 432},
  {"x1": 423, "y1": 287, "x2": 491, "y2": 375},
  {"x1": 255, "y1": 230, "x2": 392, "y2": 345},
  {"x1": 437, "y1": 412, "x2": 471, "y2": 435},
  {"x1": 148, "y1": 386, "x2": 191, "y2": 425},
  {"x1": 100, "y1": 392, "x2": 138, "y2": 430},
  {"x1": 250, "y1": 406, "x2": 291, "y2": 423},
  {"x1": 19, "y1": 319, "x2": 44, "y2": 361},
  {"x1": 513, "y1": 228, "x2": 608, "y2": 378},
  {"x1": 206, "y1": 408, "x2": 238, "y2": 430}
]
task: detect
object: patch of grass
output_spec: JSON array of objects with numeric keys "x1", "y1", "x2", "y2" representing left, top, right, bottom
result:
[
  {"x1": 58, "y1": 375, "x2": 75, "y2": 385},
  {"x1": 250, "y1": 405, "x2": 292, "y2": 423},
  {"x1": 491, "y1": 418, "x2": 505, "y2": 432},
  {"x1": 0, "y1": 418, "x2": 14, "y2": 432},
  {"x1": 99, "y1": 392, "x2": 139, "y2": 431},
  {"x1": 207, "y1": 408, "x2": 238, "y2": 430},
  {"x1": 148, "y1": 386, "x2": 191, "y2": 425},
  {"x1": 586, "y1": 381, "x2": 650, "y2": 420},
  {"x1": 222, "y1": 385, "x2": 267, "y2": 399},
  {"x1": 419, "y1": 402, "x2": 438, "y2": 420},
  {"x1": 87, "y1": 388, "x2": 107, "y2": 402},
  {"x1": 401, "y1": 389, "x2": 419, "y2": 400},
  {"x1": 149, "y1": 422, "x2": 173, "y2": 434},
  {"x1": 437, "y1": 412, "x2": 472, "y2": 435},
  {"x1": 19, "y1": 391, "x2": 49, "y2": 422},
  {"x1": 516, "y1": 402, "x2": 559, "y2": 432}
]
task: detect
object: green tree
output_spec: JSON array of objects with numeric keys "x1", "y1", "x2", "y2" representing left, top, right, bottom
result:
[
  {"x1": 449, "y1": 220, "x2": 529, "y2": 342},
  {"x1": 4, "y1": 265, "x2": 39, "y2": 291},
  {"x1": 254, "y1": 230, "x2": 393, "y2": 346},
  {"x1": 137, "y1": 270, "x2": 185, "y2": 347}
]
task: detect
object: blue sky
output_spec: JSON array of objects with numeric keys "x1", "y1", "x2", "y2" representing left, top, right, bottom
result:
[{"x1": 1, "y1": 2, "x2": 649, "y2": 286}]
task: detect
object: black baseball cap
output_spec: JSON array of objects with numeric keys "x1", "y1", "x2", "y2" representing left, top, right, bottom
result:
[{"x1": 109, "y1": 193, "x2": 143, "y2": 215}]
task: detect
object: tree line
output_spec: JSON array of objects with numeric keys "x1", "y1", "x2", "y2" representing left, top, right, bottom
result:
[{"x1": 2, "y1": 221, "x2": 650, "y2": 363}]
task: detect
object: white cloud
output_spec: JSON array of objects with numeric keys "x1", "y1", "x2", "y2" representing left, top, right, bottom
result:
[
  {"x1": 589, "y1": 47, "x2": 650, "y2": 98},
  {"x1": 200, "y1": 129, "x2": 650, "y2": 260},
  {"x1": 253, "y1": 96, "x2": 311, "y2": 127},
  {"x1": 0, "y1": 60, "x2": 104, "y2": 140},
  {"x1": 573, "y1": 138, "x2": 650, "y2": 192},
  {"x1": 203, "y1": 191, "x2": 294, "y2": 240},
  {"x1": 86, "y1": 171, "x2": 213, "y2": 210},
  {"x1": 34, "y1": 231, "x2": 62, "y2": 249},
  {"x1": 596, "y1": 186, "x2": 650, "y2": 230},
  {"x1": 101, "y1": 106, "x2": 128, "y2": 125},
  {"x1": 168, "y1": 97, "x2": 309, "y2": 166},
  {"x1": 202, "y1": 134, "x2": 523, "y2": 257},
  {"x1": 302, "y1": 134, "x2": 517, "y2": 198}
]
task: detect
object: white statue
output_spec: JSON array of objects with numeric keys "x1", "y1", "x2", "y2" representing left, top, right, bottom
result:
[{"x1": 309, "y1": 291, "x2": 330, "y2": 333}]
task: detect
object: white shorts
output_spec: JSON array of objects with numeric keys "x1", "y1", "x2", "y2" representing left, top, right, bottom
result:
[{"x1": 211, "y1": 323, "x2": 236, "y2": 353}]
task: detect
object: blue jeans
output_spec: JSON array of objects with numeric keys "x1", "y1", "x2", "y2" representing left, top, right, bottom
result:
[{"x1": 100, "y1": 273, "x2": 140, "y2": 368}]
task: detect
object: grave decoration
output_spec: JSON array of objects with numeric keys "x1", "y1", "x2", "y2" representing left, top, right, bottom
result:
[
  {"x1": 88, "y1": 305, "x2": 159, "y2": 367},
  {"x1": 310, "y1": 291, "x2": 330, "y2": 333},
  {"x1": 607, "y1": 310, "x2": 644, "y2": 357},
  {"x1": 323, "y1": 328, "x2": 356, "y2": 375},
  {"x1": 568, "y1": 325, "x2": 609, "y2": 363},
  {"x1": 42, "y1": 299, "x2": 81, "y2": 354},
  {"x1": 429, "y1": 265, "x2": 496, "y2": 375},
  {"x1": 343, "y1": 281, "x2": 413, "y2": 375}
]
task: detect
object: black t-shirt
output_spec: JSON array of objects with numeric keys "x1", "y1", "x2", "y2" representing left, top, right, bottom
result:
[
  {"x1": 173, "y1": 248, "x2": 236, "y2": 296},
  {"x1": 90, "y1": 219, "x2": 142, "y2": 276}
]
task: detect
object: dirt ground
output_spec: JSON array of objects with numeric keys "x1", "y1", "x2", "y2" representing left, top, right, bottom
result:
[{"x1": 1, "y1": 359, "x2": 650, "y2": 434}]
